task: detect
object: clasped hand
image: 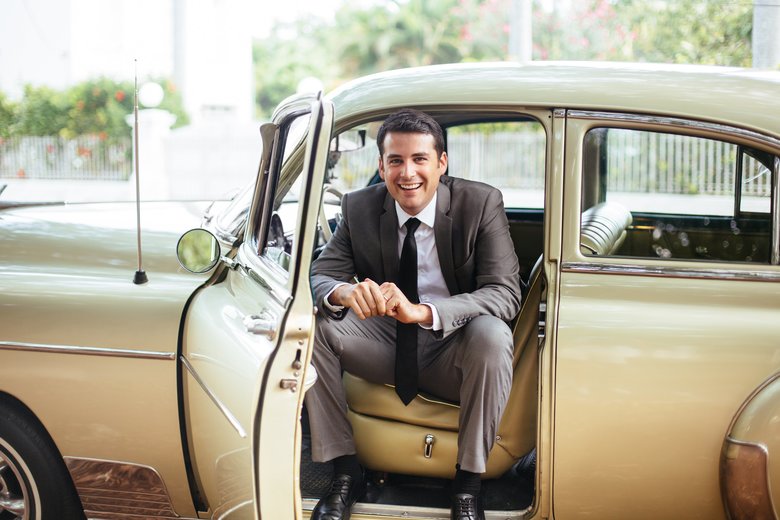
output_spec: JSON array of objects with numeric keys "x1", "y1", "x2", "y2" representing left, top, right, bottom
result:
[{"x1": 330, "y1": 279, "x2": 432, "y2": 325}]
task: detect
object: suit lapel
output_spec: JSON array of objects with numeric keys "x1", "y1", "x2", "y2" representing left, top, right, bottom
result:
[
  {"x1": 380, "y1": 191, "x2": 399, "y2": 282},
  {"x1": 435, "y1": 181, "x2": 459, "y2": 295}
]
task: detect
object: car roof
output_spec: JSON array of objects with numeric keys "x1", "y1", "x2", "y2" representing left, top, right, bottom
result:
[{"x1": 327, "y1": 61, "x2": 780, "y2": 138}]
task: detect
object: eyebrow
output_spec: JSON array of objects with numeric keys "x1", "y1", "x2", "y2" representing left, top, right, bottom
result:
[{"x1": 385, "y1": 152, "x2": 431, "y2": 159}]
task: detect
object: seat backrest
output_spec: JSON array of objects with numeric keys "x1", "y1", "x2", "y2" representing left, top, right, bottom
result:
[
  {"x1": 580, "y1": 202, "x2": 633, "y2": 256},
  {"x1": 493, "y1": 255, "x2": 543, "y2": 459}
]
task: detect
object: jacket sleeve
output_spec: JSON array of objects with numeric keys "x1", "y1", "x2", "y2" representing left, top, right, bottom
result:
[
  {"x1": 310, "y1": 192, "x2": 357, "y2": 320},
  {"x1": 432, "y1": 188, "x2": 522, "y2": 338}
]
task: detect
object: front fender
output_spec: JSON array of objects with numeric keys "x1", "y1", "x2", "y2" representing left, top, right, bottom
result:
[{"x1": 721, "y1": 372, "x2": 780, "y2": 520}]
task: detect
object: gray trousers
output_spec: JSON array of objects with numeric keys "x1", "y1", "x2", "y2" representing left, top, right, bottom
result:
[{"x1": 304, "y1": 312, "x2": 513, "y2": 474}]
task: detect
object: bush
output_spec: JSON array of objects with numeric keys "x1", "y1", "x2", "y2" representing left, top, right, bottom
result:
[{"x1": 3, "y1": 77, "x2": 189, "y2": 142}]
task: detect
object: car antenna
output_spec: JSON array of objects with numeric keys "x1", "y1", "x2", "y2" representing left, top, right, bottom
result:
[{"x1": 132, "y1": 59, "x2": 148, "y2": 285}]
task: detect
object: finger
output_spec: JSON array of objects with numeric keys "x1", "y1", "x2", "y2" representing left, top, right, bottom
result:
[
  {"x1": 354, "y1": 291, "x2": 373, "y2": 319},
  {"x1": 368, "y1": 283, "x2": 387, "y2": 315}
]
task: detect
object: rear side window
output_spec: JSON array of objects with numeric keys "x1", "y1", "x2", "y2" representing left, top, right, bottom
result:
[{"x1": 582, "y1": 127, "x2": 776, "y2": 264}]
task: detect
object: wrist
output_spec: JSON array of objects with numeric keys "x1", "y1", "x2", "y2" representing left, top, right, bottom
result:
[{"x1": 415, "y1": 303, "x2": 433, "y2": 327}]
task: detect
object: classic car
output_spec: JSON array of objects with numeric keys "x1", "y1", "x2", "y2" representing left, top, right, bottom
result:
[{"x1": 1, "y1": 61, "x2": 779, "y2": 520}]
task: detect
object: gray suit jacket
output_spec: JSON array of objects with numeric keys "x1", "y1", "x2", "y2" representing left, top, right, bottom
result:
[{"x1": 311, "y1": 175, "x2": 522, "y2": 338}]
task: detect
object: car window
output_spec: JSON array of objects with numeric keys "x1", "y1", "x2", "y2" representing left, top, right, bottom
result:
[
  {"x1": 326, "y1": 123, "x2": 379, "y2": 194},
  {"x1": 446, "y1": 121, "x2": 546, "y2": 209},
  {"x1": 326, "y1": 118, "x2": 546, "y2": 211},
  {"x1": 582, "y1": 126, "x2": 776, "y2": 264},
  {"x1": 258, "y1": 112, "x2": 311, "y2": 273}
]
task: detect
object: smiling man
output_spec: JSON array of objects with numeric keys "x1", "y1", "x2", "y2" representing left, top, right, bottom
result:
[{"x1": 307, "y1": 109, "x2": 522, "y2": 520}]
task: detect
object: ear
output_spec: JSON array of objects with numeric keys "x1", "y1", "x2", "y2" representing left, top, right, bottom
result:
[
  {"x1": 378, "y1": 156, "x2": 386, "y2": 180},
  {"x1": 438, "y1": 151, "x2": 448, "y2": 171}
]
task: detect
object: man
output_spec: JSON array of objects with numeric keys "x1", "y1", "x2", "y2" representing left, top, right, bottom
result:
[{"x1": 306, "y1": 109, "x2": 521, "y2": 520}]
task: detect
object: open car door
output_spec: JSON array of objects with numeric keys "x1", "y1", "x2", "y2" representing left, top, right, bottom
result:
[{"x1": 180, "y1": 94, "x2": 334, "y2": 519}]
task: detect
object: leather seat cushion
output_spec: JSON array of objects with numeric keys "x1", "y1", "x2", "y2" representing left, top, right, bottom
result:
[{"x1": 344, "y1": 373, "x2": 460, "y2": 432}]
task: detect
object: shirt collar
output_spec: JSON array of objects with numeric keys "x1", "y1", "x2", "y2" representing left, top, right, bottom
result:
[{"x1": 395, "y1": 192, "x2": 437, "y2": 230}]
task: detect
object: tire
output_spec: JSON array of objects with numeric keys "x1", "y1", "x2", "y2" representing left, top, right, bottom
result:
[{"x1": 0, "y1": 400, "x2": 85, "y2": 520}]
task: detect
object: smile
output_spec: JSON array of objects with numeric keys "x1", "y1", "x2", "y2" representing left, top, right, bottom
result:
[{"x1": 399, "y1": 183, "x2": 422, "y2": 191}]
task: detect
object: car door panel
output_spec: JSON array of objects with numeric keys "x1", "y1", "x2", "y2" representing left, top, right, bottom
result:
[
  {"x1": 552, "y1": 113, "x2": 780, "y2": 519},
  {"x1": 181, "y1": 96, "x2": 333, "y2": 519}
]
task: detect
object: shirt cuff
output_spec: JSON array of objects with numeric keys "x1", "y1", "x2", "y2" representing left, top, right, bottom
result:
[
  {"x1": 322, "y1": 283, "x2": 349, "y2": 312},
  {"x1": 420, "y1": 303, "x2": 442, "y2": 331}
]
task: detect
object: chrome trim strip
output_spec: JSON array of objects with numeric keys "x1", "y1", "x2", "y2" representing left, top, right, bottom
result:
[
  {"x1": 180, "y1": 355, "x2": 248, "y2": 438},
  {"x1": 726, "y1": 372, "x2": 780, "y2": 435},
  {"x1": 772, "y1": 156, "x2": 780, "y2": 265},
  {"x1": 567, "y1": 110, "x2": 780, "y2": 149},
  {"x1": 725, "y1": 436, "x2": 770, "y2": 454},
  {"x1": 0, "y1": 341, "x2": 175, "y2": 360},
  {"x1": 561, "y1": 261, "x2": 780, "y2": 282},
  {"x1": 301, "y1": 498, "x2": 531, "y2": 519}
]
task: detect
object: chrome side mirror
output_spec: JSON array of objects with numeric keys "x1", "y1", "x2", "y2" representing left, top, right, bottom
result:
[{"x1": 176, "y1": 229, "x2": 220, "y2": 273}]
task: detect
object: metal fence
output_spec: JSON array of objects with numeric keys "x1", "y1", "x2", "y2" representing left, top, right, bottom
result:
[
  {"x1": 0, "y1": 136, "x2": 132, "y2": 181},
  {"x1": 1, "y1": 131, "x2": 770, "y2": 201},
  {"x1": 605, "y1": 129, "x2": 770, "y2": 197}
]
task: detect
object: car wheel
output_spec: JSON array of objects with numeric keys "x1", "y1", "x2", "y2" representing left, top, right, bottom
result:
[{"x1": 0, "y1": 401, "x2": 84, "y2": 520}]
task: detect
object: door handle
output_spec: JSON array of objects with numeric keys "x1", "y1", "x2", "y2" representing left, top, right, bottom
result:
[{"x1": 243, "y1": 311, "x2": 277, "y2": 340}]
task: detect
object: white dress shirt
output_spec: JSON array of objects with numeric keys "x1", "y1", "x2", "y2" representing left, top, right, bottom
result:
[
  {"x1": 394, "y1": 194, "x2": 448, "y2": 331},
  {"x1": 323, "y1": 193, "x2": 449, "y2": 331}
]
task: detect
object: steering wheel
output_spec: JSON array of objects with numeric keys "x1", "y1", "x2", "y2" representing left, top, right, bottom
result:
[{"x1": 319, "y1": 184, "x2": 344, "y2": 242}]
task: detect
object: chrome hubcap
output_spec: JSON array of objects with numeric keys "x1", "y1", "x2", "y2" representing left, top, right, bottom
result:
[{"x1": 0, "y1": 455, "x2": 28, "y2": 520}]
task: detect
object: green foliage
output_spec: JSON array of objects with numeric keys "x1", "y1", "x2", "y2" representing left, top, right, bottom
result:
[
  {"x1": 616, "y1": 0, "x2": 752, "y2": 66},
  {"x1": 3, "y1": 77, "x2": 189, "y2": 141},
  {"x1": 0, "y1": 92, "x2": 16, "y2": 139},
  {"x1": 62, "y1": 78, "x2": 134, "y2": 140},
  {"x1": 252, "y1": 0, "x2": 757, "y2": 116},
  {"x1": 13, "y1": 85, "x2": 69, "y2": 137}
]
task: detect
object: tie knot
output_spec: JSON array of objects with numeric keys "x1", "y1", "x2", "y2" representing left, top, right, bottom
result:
[{"x1": 405, "y1": 217, "x2": 421, "y2": 234}]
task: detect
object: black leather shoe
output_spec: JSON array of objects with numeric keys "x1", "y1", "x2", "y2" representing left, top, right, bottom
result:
[
  {"x1": 311, "y1": 473, "x2": 366, "y2": 520},
  {"x1": 450, "y1": 492, "x2": 485, "y2": 520}
]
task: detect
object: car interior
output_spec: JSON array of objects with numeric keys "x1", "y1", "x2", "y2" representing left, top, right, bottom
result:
[
  {"x1": 299, "y1": 113, "x2": 547, "y2": 515},
  {"x1": 296, "y1": 112, "x2": 632, "y2": 515}
]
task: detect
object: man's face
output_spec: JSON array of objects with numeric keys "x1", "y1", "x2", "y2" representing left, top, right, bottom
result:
[{"x1": 378, "y1": 131, "x2": 447, "y2": 216}]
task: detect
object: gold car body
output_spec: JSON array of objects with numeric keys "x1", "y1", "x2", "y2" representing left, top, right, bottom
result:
[{"x1": 1, "y1": 61, "x2": 779, "y2": 519}]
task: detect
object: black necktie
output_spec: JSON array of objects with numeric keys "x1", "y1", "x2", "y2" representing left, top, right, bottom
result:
[{"x1": 395, "y1": 217, "x2": 421, "y2": 405}]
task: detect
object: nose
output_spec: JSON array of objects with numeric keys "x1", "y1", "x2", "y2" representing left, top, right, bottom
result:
[{"x1": 400, "y1": 159, "x2": 415, "y2": 178}]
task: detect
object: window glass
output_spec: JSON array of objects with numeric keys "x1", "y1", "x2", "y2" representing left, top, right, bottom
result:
[
  {"x1": 602, "y1": 129, "x2": 737, "y2": 216},
  {"x1": 260, "y1": 112, "x2": 311, "y2": 273},
  {"x1": 447, "y1": 121, "x2": 546, "y2": 209},
  {"x1": 327, "y1": 123, "x2": 378, "y2": 193},
  {"x1": 582, "y1": 126, "x2": 774, "y2": 264},
  {"x1": 740, "y1": 149, "x2": 772, "y2": 213}
]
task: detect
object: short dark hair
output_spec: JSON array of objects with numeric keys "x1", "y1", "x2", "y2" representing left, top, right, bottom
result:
[{"x1": 376, "y1": 108, "x2": 445, "y2": 158}]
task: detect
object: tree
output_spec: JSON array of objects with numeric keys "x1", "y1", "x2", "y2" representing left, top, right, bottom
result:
[
  {"x1": 251, "y1": 0, "x2": 756, "y2": 115},
  {"x1": 615, "y1": 0, "x2": 752, "y2": 66}
]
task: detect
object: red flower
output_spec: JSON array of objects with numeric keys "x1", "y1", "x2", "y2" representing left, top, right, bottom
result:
[
  {"x1": 115, "y1": 90, "x2": 126, "y2": 102},
  {"x1": 98, "y1": 131, "x2": 107, "y2": 141}
]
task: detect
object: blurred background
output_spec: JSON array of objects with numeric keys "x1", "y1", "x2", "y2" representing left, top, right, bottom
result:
[{"x1": 0, "y1": 0, "x2": 776, "y2": 202}]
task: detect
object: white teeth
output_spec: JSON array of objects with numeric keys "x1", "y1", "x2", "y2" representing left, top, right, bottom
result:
[{"x1": 400, "y1": 183, "x2": 422, "y2": 190}]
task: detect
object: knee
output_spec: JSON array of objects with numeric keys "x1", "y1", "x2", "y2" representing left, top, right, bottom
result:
[
  {"x1": 460, "y1": 316, "x2": 513, "y2": 371},
  {"x1": 314, "y1": 317, "x2": 344, "y2": 358}
]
